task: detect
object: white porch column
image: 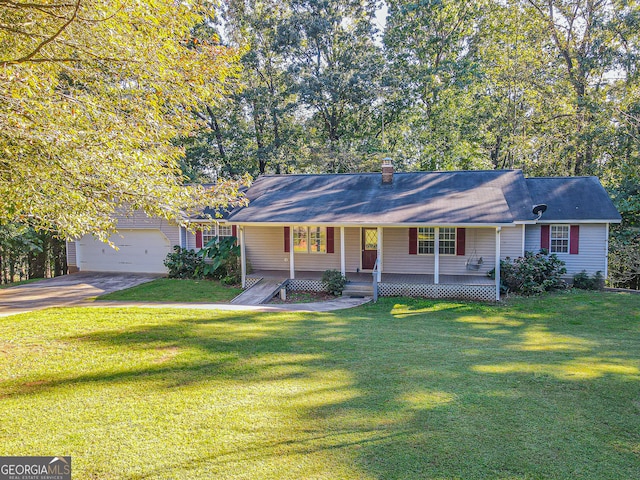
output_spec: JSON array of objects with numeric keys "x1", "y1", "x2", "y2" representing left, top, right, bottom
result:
[
  {"x1": 434, "y1": 227, "x2": 440, "y2": 284},
  {"x1": 289, "y1": 226, "x2": 295, "y2": 279},
  {"x1": 377, "y1": 227, "x2": 383, "y2": 282},
  {"x1": 340, "y1": 226, "x2": 346, "y2": 276},
  {"x1": 605, "y1": 222, "x2": 610, "y2": 280},
  {"x1": 495, "y1": 227, "x2": 502, "y2": 301},
  {"x1": 240, "y1": 226, "x2": 247, "y2": 288}
]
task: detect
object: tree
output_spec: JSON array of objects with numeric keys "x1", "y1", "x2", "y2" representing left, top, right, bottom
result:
[
  {"x1": 0, "y1": 0, "x2": 245, "y2": 240},
  {"x1": 281, "y1": 0, "x2": 384, "y2": 172}
]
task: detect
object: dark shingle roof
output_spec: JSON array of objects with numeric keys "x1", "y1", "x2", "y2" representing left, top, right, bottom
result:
[
  {"x1": 228, "y1": 170, "x2": 539, "y2": 225},
  {"x1": 526, "y1": 177, "x2": 621, "y2": 222}
]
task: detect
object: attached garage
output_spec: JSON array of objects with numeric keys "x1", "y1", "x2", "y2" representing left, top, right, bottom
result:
[{"x1": 77, "y1": 229, "x2": 172, "y2": 274}]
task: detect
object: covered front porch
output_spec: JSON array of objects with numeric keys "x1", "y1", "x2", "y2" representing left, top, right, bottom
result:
[
  {"x1": 237, "y1": 224, "x2": 504, "y2": 301},
  {"x1": 245, "y1": 270, "x2": 497, "y2": 302}
]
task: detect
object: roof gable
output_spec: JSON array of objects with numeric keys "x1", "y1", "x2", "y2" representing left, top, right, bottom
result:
[{"x1": 526, "y1": 177, "x2": 621, "y2": 222}]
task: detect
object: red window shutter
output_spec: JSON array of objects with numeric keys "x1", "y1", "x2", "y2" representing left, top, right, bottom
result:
[
  {"x1": 540, "y1": 225, "x2": 550, "y2": 250},
  {"x1": 327, "y1": 227, "x2": 335, "y2": 253},
  {"x1": 409, "y1": 228, "x2": 417, "y2": 255},
  {"x1": 456, "y1": 228, "x2": 466, "y2": 256},
  {"x1": 284, "y1": 226, "x2": 290, "y2": 252},
  {"x1": 570, "y1": 225, "x2": 580, "y2": 254},
  {"x1": 195, "y1": 229, "x2": 203, "y2": 249},
  {"x1": 232, "y1": 225, "x2": 237, "y2": 237}
]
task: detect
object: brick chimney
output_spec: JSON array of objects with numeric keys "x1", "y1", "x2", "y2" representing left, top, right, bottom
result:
[{"x1": 382, "y1": 157, "x2": 394, "y2": 184}]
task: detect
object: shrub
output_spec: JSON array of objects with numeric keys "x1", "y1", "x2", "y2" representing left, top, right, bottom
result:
[
  {"x1": 164, "y1": 246, "x2": 204, "y2": 279},
  {"x1": 197, "y1": 236, "x2": 241, "y2": 282},
  {"x1": 573, "y1": 270, "x2": 604, "y2": 290},
  {"x1": 487, "y1": 250, "x2": 567, "y2": 295},
  {"x1": 321, "y1": 269, "x2": 347, "y2": 296}
]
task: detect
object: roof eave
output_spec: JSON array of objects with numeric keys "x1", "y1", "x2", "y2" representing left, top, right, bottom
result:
[{"x1": 229, "y1": 221, "x2": 517, "y2": 228}]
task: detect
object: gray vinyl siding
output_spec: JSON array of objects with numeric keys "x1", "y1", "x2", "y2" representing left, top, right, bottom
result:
[
  {"x1": 66, "y1": 241, "x2": 77, "y2": 266},
  {"x1": 382, "y1": 227, "x2": 500, "y2": 276},
  {"x1": 244, "y1": 226, "x2": 348, "y2": 272},
  {"x1": 344, "y1": 228, "x2": 361, "y2": 272},
  {"x1": 112, "y1": 210, "x2": 181, "y2": 246},
  {"x1": 525, "y1": 224, "x2": 608, "y2": 276},
  {"x1": 500, "y1": 225, "x2": 524, "y2": 259},
  {"x1": 382, "y1": 228, "x2": 434, "y2": 274}
]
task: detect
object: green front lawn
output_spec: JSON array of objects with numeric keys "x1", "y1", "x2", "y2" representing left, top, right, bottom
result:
[
  {"x1": 1, "y1": 291, "x2": 639, "y2": 479},
  {"x1": 97, "y1": 278, "x2": 242, "y2": 303}
]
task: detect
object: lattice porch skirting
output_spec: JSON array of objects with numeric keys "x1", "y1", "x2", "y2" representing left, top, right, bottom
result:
[
  {"x1": 245, "y1": 277, "x2": 262, "y2": 289},
  {"x1": 378, "y1": 283, "x2": 496, "y2": 302},
  {"x1": 287, "y1": 279, "x2": 326, "y2": 292},
  {"x1": 246, "y1": 278, "x2": 496, "y2": 301}
]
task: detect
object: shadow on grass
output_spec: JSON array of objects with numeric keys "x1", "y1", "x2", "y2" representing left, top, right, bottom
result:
[{"x1": 5, "y1": 291, "x2": 640, "y2": 479}]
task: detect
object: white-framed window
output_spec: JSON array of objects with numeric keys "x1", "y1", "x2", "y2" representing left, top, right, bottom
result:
[
  {"x1": 218, "y1": 225, "x2": 233, "y2": 237},
  {"x1": 201, "y1": 224, "x2": 234, "y2": 247},
  {"x1": 293, "y1": 226, "x2": 326, "y2": 254},
  {"x1": 417, "y1": 227, "x2": 456, "y2": 255},
  {"x1": 418, "y1": 227, "x2": 435, "y2": 254},
  {"x1": 439, "y1": 227, "x2": 456, "y2": 255},
  {"x1": 550, "y1": 225, "x2": 569, "y2": 253},
  {"x1": 202, "y1": 228, "x2": 217, "y2": 246}
]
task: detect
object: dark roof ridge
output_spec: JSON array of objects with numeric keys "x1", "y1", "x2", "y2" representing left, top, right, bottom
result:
[
  {"x1": 527, "y1": 175, "x2": 598, "y2": 179},
  {"x1": 257, "y1": 169, "x2": 523, "y2": 178}
]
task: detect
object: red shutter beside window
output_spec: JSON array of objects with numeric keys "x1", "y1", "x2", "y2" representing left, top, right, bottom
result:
[
  {"x1": 456, "y1": 228, "x2": 466, "y2": 256},
  {"x1": 409, "y1": 228, "x2": 418, "y2": 255},
  {"x1": 284, "y1": 227, "x2": 290, "y2": 252},
  {"x1": 232, "y1": 225, "x2": 237, "y2": 237},
  {"x1": 570, "y1": 225, "x2": 580, "y2": 254},
  {"x1": 195, "y1": 229, "x2": 203, "y2": 249},
  {"x1": 327, "y1": 227, "x2": 335, "y2": 253},
  {"x1": 540, "y1": 225, "x2": 550, "y2": 251}
]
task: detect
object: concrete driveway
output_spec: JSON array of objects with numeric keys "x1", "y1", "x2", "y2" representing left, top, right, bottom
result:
[{"x1": 0, "y1": 272, "x2": 160, "y2": 318}]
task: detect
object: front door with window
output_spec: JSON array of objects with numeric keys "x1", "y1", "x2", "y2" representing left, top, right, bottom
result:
[{"x1": 362, "y1": 228, "x2": 378, "y2": 270}]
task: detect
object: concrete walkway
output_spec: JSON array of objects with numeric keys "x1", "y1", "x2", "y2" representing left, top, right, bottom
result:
[{"x1": 80, "y1": 296, "x2": 371, "y2": 313}]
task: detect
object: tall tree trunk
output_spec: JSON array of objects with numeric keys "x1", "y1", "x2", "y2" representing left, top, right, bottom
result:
[{"x1": 206, "y1": 105, "x2": 227, "y2": 162}]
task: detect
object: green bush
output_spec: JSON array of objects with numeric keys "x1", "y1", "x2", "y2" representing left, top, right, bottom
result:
[
  {"x1": 573, "y1": 270, "x2": 604, "y2": 290},
  {"x1": 164, "y1": 246, "x2": 204, "y2": 279},
  {"x1": 321, "y1": 269, "x2": 347, "y2": 296},
  {"x1": 197, "y1": 236, "x2": 241, "y2": 283},
  {"x1": 488, "y1": 250, "x2": 567, "y2": 295}
]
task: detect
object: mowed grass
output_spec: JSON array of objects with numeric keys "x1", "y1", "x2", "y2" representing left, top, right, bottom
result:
[
  {"x1": 0, "y1": 291, "x2": 639, "y2": 479},
  {"x1": 97, "y1": 278, "x2": 242, "y2": 303}
]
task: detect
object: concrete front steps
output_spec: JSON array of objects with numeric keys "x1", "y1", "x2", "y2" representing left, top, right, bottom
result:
[{"x1": 342, "y1": 281, "x2": 374, "y2": 298}]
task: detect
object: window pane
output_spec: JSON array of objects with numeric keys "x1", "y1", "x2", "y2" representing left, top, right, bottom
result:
[
  {"x1": 293, "y1": 226, "x2": 308, "y2": 253},
  {"x1": 202, "y1": 228, "x2": 216, "y2": 246},
  {"x1": 418, "y1": 227, "x2": 434, "y2": 254},
  {"x1": 439, "y1": 227, "x2": 456, "y2": 255},
  {"x1": 218, "y1": 225, "x2": 233, "y2": 237},
  {"x1": 309, "y1": 227, "x2": 326, "y2": 253},
  {"x1": 550, "y1": 225, "x2": 569, "y2": 253},
  {"x1": 364, "y1": 230, "x2": 378, "y2": 250}
]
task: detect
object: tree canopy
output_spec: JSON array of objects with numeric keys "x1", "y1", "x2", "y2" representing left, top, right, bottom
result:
[{"x1": 1, "y1": 0, "x2": 245, "y2": 240}]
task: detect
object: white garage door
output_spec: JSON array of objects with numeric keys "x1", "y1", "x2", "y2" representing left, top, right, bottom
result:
[{"x1": 78, "y1": 229, "x2": 171, "y2": 274}]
